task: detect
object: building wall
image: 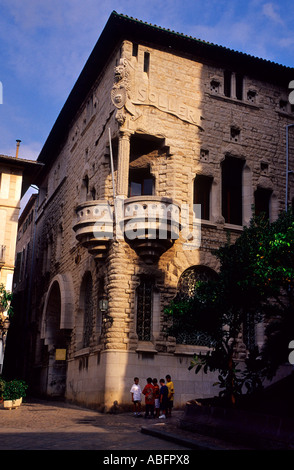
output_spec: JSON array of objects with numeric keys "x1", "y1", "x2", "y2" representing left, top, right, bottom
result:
[
  {"x1": 0, "y1": 164, "x2": 23, "y2": 290},
  {"x1": 14, "y1": 38, "x2": 294, "y2": 409}
]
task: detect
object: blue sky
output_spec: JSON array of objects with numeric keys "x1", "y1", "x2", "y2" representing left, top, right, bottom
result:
[{"x1": 0, "y1": 0, "x2": 294, "y2": 207}]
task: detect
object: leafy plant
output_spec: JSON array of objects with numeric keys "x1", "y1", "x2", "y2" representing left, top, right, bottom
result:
[
  {"x1": 3, "y1": 379, "x2": 28, "y2": 401},
  {"x1": 166, "y1": 210, "x2": 294, "y2": 403},
  {"x1": 188, "y1": 338, "x2": 243, "y2": 405},
  {"x1": 0, "y1": 283, "x2": 13, "y2": 318},
  {"x1": 240, "y1": 347, "x2": 266, "y2": 395},
  {"x1": 0, "y1": 377, "x2": 5, "y2": 399}
]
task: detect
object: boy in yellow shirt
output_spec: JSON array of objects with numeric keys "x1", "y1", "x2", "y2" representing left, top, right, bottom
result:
[{"x1": 165, "y1": 374, "x2": 174, "y2": 417}]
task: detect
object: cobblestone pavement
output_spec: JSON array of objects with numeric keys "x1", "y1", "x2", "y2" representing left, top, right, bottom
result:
[{"x1": 0, "y1": 398, "x2": 189, "y2": 451}]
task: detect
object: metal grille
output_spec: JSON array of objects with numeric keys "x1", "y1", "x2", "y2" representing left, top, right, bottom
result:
[
  {"x1": 243, "y1": 312, "x2": 256, "y2": 352},
  {"x1": 137, "y1": 279, "x2": 153, "y2": 341},
  {"x1": 177, "y1": 265, "x2": 216, "y2": 299},
  {"x1": 83, "y1": 275, "x2": 93, "y2": 348},
  {"x1": 176, "y1": 331, "x2": 216, "y2": 348},
  {"x1": 176, "y1": 266, "x2": 217, "y2": 346}
]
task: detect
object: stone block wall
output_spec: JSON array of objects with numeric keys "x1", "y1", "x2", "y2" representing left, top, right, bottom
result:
[{"x1": 22, "y1": 36, "x2": 294, "y2": 408}]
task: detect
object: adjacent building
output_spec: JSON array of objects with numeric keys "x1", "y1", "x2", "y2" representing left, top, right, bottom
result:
[
  {"x1": 0, "y1": 151, "x2": 42, "y2": 373},
  {"x1": 5, "y1": 12, "x2": 294, "y2": 409}
]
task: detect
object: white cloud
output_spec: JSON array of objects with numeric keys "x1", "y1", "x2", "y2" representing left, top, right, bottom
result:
[
  {"x1": 0, "y1": 1, "x2": 113, "y2": 102},
  {"x1": 262, "y1": 2, "x2": 284, "y2": 25},
  {"x1": 279, "y1": 36, "x2": 294, "y2": 48},
  {"x1": 1, "y1": 0, "x2": 293, "y2": 167}
]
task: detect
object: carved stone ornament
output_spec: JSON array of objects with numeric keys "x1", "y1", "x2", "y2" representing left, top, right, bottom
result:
[
  {"x1": 111, "y1": 58, "x2": 131, "y2": 125},
  {"x1": 115, "y1": 109, "x2": 126, "y2": 125},
  {"x1": 111, "y1": 86, "x2": 127, "y2": 109},
  {"x1": 114, "y1": 58, "x2": 129, "y2": 84}
]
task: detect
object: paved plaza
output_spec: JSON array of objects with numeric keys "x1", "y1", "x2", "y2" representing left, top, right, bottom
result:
[
  {"x1": 0, "y1": 398, "x2": 191, "y2": 451},
  {"x1": 0, "y1": 397, "x2": 289, "y2": 469}
]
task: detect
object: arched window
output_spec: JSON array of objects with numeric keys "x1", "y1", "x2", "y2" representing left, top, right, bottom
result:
[
  {"x1": 177, "y1": 265, "x2": 217, "y2": 300},
  {"x1": 136, "y1": 277, "x2": 154, "y2": 341},
  {"x1": 175, "y1": 266, "x2": 217, "y2": 346},
  {"x1": 79, "y1": 272, "x2": 93, "y2": 348}
]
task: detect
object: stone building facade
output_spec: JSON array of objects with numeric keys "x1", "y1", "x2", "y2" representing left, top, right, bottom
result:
[{"x1": 6, "y1": 12, "x2": 294, "y2": 409}]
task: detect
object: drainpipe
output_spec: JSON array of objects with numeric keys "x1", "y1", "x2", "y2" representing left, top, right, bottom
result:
[{"x1": 286, "y1": 125, "x2": 294, "y2": 212}]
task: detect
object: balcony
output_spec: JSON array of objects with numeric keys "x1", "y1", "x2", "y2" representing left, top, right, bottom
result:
[
  {"x1": 73, "y1": 197, "x2": 180, "y2": 263},
  {"x1": 123, "y1": 196, "x2": 180, "y2": 264},
  {"x1": 73, "y1": 201, "x2": 113, "y2": 260}
]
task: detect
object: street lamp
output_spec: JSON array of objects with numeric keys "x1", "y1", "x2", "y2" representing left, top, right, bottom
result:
[
  {"x1": 99, "y1": 294, "x2": 113, "y2": 327},
  {"x1": 99, "y1": 294, "x2": 108, "y2": 312}
]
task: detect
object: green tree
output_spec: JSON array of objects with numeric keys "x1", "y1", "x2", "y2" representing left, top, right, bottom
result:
[
  {"x1": 165, "y1": 210, "x2": 294, "y2": 404},
  {"x1": 0, "y1": 283, "x2": 13, "y2": 318}
]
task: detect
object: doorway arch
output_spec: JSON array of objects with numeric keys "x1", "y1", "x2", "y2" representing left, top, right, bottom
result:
[{"x1": 41, "y1": 273, "x2": 74, "y2": 397}]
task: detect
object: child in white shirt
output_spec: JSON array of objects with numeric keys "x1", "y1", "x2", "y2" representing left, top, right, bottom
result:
[{"x1": 130, "y1": 377, "x2": 142, "y2": 416}]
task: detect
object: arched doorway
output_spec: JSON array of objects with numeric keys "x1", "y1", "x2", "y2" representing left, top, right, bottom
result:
[
  {"x1": 41, "y1": 274, "x2": 74, "y2": 397},
  {"x1": 75, "y1": 271, "x2": 94, "y2": 350}
]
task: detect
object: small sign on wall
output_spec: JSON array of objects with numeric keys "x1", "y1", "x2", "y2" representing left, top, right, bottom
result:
[{"x1": 55, "y1": 349, "x2": 66, "y2": 361}]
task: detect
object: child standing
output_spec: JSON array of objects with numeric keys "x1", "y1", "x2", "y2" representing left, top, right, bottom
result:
[
  {"x1": 152, "y1": 378, "x2": 160, "y2": 418},
  {"x1": 165, "y1": 374, "x2": 174, "y2": 417},
  {"x1": 130, "y1": 377, "x2": 142, "y2": 416},
  {"x1": 159, "y1": 378, "x2": 168, "y2": 419},
  {"x1": 142, "y1": 377, "x2": 155, "y2": 418}
]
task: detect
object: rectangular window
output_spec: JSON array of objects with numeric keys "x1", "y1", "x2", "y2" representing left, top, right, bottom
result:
[
  {"x1": 129, "y1": 168, "x2": 154, "y2": 196},
  {"x1": 144, "y1": 52, "x2": 150, "y2": 74},
  {"x1": 194, "y1": 175, "x2": 212, "y2": 221},
  {"x1": 224, "y1": 70, "x2": 232, "y2": 97},
  {"x1": 222, "y1": 156, "x2": 244, "y2": 225},
  {"x1": 254, "y1": 187, "x2": 272, "y2": 219},
  {"x1": 224, "y1": 71, "x2": 244, "y2": 100},
  {"x1": 137, "y1": 278, "x2": 153, "y2": 341},
  {"x1": 236, "y1": 74, "x2": 244, "y2": 100},
  {"x1": 132, "y1": 43, "x2": 138, "y2": 57},
  {"x1": 13, "y1": 251, "x2": 21, "y2": 285}
]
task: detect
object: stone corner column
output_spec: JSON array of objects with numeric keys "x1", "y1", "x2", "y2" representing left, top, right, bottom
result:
[{"x1": 117, "y1": 131, "x2": 132, "y2": 197}]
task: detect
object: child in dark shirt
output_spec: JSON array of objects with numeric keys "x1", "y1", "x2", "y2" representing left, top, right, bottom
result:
[
  {"x1": 153, "y1": 378, "x2": 160, "y2": 418},
  {"x1": 159, "y1": 378, "x2": 168, "y2": 419}
]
